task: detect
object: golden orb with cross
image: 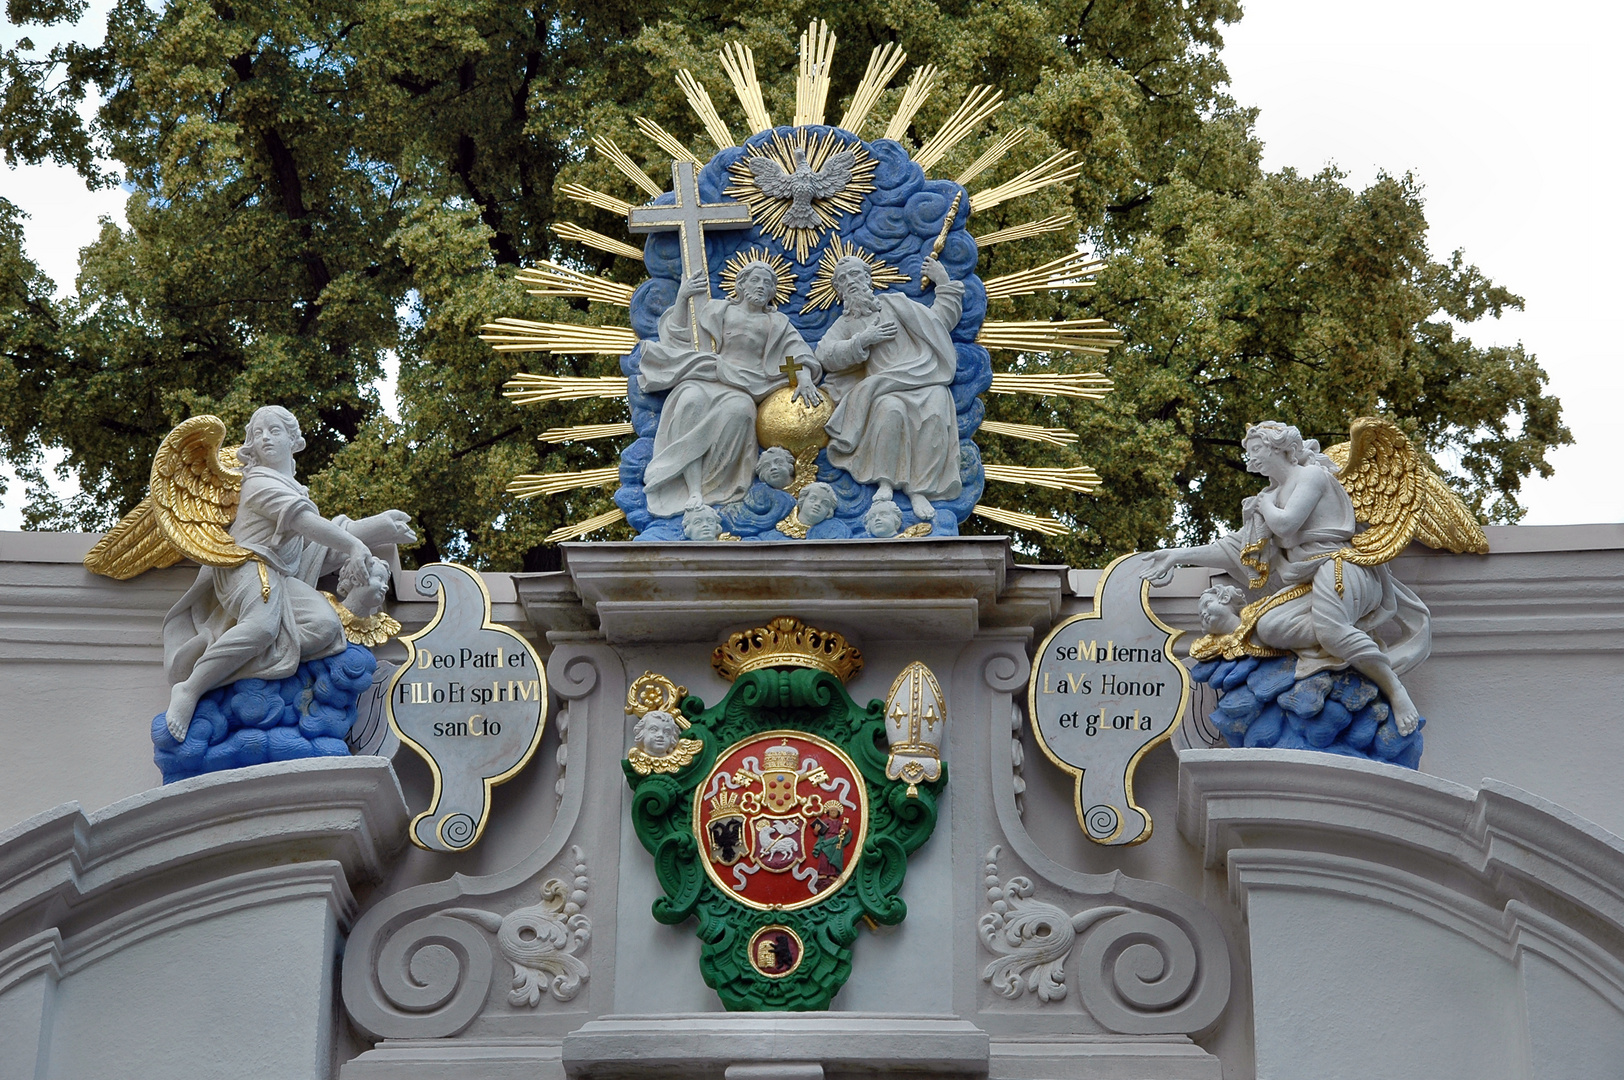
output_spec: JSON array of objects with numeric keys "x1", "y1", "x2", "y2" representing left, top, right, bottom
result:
[{"x1": 757, "y1": 354, "x2": 833, "y2": 456}]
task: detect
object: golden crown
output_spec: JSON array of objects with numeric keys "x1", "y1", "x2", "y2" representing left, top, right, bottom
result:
[
  {"x1": 762, "y1": 742, "x2": 801, "y2": 772},
  {"x1": 710, "y1": 790, "x2": 743, "y2": 817},
  {"x1": 711, "y1": 616, "x2": 864, "y2": 683}
]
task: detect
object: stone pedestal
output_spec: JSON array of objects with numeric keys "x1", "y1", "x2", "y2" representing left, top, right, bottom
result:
[{"x1": 561, "y1": 1014, "x2": 990, "y2": 1079}]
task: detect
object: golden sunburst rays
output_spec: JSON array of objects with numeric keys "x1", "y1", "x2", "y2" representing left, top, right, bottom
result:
[
  {"x1": 560, "y1": 183, "x2": 632, "y2": 217},
  {"x1": 955, "y1": 128, "x2": 1028, "y2": 187},
  {"x1": 553, "y1": 221, "x2": 645, "y2": 262},
  {"x1": 506, "y1": 465, "x2": 621, "y2": 499},
  {"x1": 545, "y1": 507, "x2": 627, "y2": 543},
  {"x1": 676, "y1": 69, "x2": 736, "y2": 152},
  {"x1": 803, "y1": 237, "x2": 910, "y2": 313},
  {"x1": 982, "y1": 464, "x2": 1101, "y2": 493},
  {"x1": 794, "y1": 19, "x2": 837, "y2": 127},
  {"x1": 719, "y1": 43, "x2": 774, "y2": 135},
  {"x1": 720, "y1": 247, "x2": 797, "y2": 306},
  {"x1": 914, "y1": 86, "x2": 1005, "y2": 172},
  {"x1": 884, "y1": 65, "x2": 940, "y2": 141},
  {"x1": 981, "y1": 251, "x2": 1105, "y2": 302},
  {"x1": 493, "y1": 24, "x2": 1134, "y2": 538},
  {"x1": 539, "y1": 422, "x2": 635, "y2": 443},
  {"x1": 971, "y1": 504, "x2": 1072, "y2": 537},
  {"x1": 516, "y1": 261, "x2": 637, "y2": 307},
  {"x1": 535, "y1": 419, "x2": 630, "y2": 441},
  {"x1": 972, "y1": 214, "x2": 1075, "y2": 249},
  {"x1": 978, "y1": 420, "x2": 1080, "y2": 446},
  {"x1": 480, "y1": 319, "x2": 638, "y2": 355},
  {"x1": 837, "y1": 42, "x2": 908, "y2": 135},
  {"x1": 635, "y1": 117, "x2": 704, "y2": 166},
  {"x1": 591, "y1": 135, "x2": 664, "y2": 199},
  {"x1": 970, "y1": 151, "x2": 1086, "y2": 213},
  {"x1": 987, "y1": 371, "x2": 1115, "y2": 399},
  {"x1": 977, "y1": 319, "x2": 1122, "y2": 355},
  {"x1": 502, "y1": 374, "x2": 630, "y2": 404},
  {"x1": 724, "y1": 129, "x2": 877, "y2": 262}
]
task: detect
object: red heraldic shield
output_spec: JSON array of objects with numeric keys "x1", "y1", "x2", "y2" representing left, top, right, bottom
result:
[{"x1": 693, "y1": 730, "x2": 868, "y2": 911}]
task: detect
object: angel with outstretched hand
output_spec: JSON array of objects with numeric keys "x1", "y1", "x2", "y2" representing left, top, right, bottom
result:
[
  {"x1": 85, "y1": 407, "x2": 417, "y2": 740},
  {"x1": 1140, "y1": 418, "x2": 1487, "y2": 736}
]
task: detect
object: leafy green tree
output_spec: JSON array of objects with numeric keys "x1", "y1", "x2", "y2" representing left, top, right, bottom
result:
[{"x1": 0, "y1": 0, "x2": 1568, "y2": 567}]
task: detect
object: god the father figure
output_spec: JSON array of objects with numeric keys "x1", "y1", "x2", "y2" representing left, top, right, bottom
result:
[
  {"x1": 639, "y1": 263, "x2": 819, "y2": 517},
  {"x1": 818, "y1": 255, "x2": 963, "y2": 520}
]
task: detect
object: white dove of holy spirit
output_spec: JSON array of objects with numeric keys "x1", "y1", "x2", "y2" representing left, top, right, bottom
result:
[{"x1": 745, "y1": 146, "x2": 856, "y2": 229}]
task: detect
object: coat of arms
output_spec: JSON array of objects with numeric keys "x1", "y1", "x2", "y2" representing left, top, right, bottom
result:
[
  {"x1": 695, "y1": 732, "x2": 865, "y2": 909},
  {"x1": 621, "y1": 617, "x2": 945, "y2": 1010}
]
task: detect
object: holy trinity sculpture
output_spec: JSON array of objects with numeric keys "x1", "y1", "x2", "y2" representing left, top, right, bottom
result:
[
  {"x1": 818, "y1": 253, "x2": 964, "y2": 521},
  {"x1": 85, "y1": 408, "x2": 416, "y2": 755},
  {"x1": 638, "y1": 263, "x2": 819, "y2": 520}
]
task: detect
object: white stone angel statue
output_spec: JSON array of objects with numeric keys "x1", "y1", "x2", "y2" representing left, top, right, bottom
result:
[
  {"x1": 84, "y1": 407, "x2": 417, "y2": 740},
  {"x1": 1143, "y1": 418, "x2": 1488, "y2": 735}
]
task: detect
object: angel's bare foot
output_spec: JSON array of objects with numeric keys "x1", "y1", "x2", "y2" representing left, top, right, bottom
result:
[
  {"x1": 907, "y1": 491, "x2": 936, "y2": 520},
  {"x1": 1390, "y1": 687, "x2": 1421, "y2": 736},
  {"x1": 875, "y1": 481, "x2": 894, "y2": 502},
  {"x1": 166, "y1": 684, "x2": 200, "y2": 742},
  {"x1": 684, "y1": 492, "x2": 704, "y2": 512}
]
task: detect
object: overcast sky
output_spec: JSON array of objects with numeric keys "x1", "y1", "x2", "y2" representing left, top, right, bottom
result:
[{"x1": 2, "y1": 0, "x2": 1620, "y2": 528}]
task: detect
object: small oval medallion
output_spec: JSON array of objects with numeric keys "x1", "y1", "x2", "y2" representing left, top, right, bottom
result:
[{"x1": 747, "y1": 924, "x2": 805, "y2": 979}]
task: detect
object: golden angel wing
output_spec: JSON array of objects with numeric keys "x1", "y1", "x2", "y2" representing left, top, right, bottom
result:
[
  {"x1": 83, "y1": 496, "x2": 186, "y2": 579},
  {"x1": 150, "y1": 415, "x2": 254, "y2": 567},
  {"x1": 1413, "y1": 468, "x2": 1490, "y2": 553},
  {"x1": 85, "y1": 415, "x2": 254, "y2": 579},
  {"x1": 1325, "y1": 416, "x2": 1487, "y2": 564}
]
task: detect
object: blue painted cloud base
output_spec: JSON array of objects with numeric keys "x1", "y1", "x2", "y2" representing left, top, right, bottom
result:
[
  {"x1": 151, "y1": 643, "x2": 377, "y2": 783},
  {"x1": 1189, "y1": 655, "x2": 1424, "y2": 769}
]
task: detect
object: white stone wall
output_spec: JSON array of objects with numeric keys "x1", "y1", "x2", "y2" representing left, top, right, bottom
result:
[{"x1": 0, "y1": 527, "x2": 1621, "y2": 1079}]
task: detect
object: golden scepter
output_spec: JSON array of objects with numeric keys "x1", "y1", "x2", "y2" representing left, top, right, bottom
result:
[{"x1": 920, "y1": 190, "x2": 963, "y2": 289}]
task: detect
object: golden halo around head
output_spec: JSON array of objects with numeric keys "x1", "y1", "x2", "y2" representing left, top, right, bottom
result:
[
  {"x1": 804, "y1": 237, "x2": 910, "y2": 313},
  {"x1": 720, "y1": 247, "x2": 797, "y2": 308}
]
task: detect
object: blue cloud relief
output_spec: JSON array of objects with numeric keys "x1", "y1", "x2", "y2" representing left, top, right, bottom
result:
[{"x1": 617, "y1": 127, "x2": 987, "y2": 540}]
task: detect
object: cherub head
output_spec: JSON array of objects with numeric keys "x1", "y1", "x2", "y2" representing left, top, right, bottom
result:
[
  {"x1": 797, "y1": 482, "x2": 836, "y2": 526},
  {"x1": 237, "y1": 405, "x2": 306, "y2": 470},
  {"x1": 864, "y1": 498, "x2": 903, "y2": 538},
  {"x1": 756, "y1": 447, "x2": 795, "y2": 490},
  {"x1": 632, "y1": 710, "x2": 681, "y2": 758},
  {"x1": 682, "y1": 504, "x2": 723, "y2": 541},
  {"x1": 1198, "y1": 583, "x2": 1246, "y2": 635}
]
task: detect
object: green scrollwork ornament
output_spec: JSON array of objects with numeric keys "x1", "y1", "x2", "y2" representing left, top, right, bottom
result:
[{"x1": 623, "y1": 663, "x2": 943, "y2": 1011}]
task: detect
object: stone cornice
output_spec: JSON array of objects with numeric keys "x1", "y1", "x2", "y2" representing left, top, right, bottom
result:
[
  {"x1": 1176, "y1": 749, "x2": 1624, "y2": 960},
  {"x1": 0, "y1": 757, "x2": 409, "y2": 955},
  {"x1": 513, "y1": 537, "x2": 1065, "y2": 645}
]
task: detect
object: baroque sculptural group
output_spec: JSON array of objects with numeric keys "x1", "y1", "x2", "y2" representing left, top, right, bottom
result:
[{"x1": 641, "y1": 252, "x2": 965, "y2": 538}]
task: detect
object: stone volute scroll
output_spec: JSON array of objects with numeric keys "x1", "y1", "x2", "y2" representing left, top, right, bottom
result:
[
  {"x1": 1142, "y1": 417, "x2": 1489, "y2": 767},
  {"x1": 81, "y1": 407, "x2": 417, "y2": 783},
  {"x1": 622, "y1": 616, "x2": 943, "y2": 1010},
  {"x1": 1029, "y1": 552, "x2": 1191, "y2": 845},
  {"x1": 387, "y1": 562, "x2": 547, "y2": 851}
]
